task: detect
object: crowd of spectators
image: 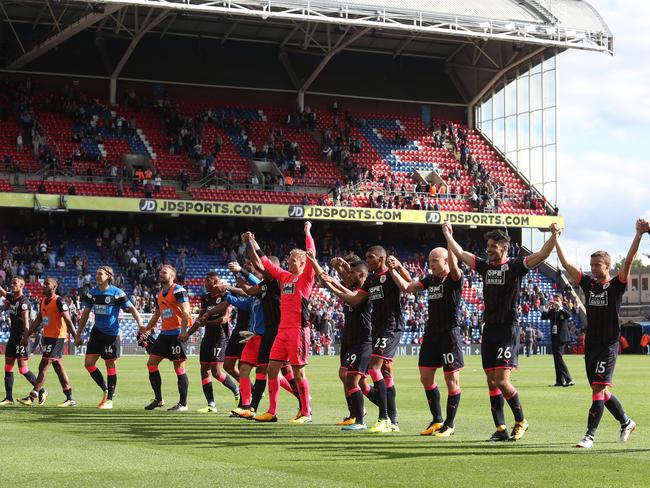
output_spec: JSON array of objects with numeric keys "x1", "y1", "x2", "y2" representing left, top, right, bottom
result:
[{"x1": 1, "y1": 216, "x2": 589, "y2": 354}]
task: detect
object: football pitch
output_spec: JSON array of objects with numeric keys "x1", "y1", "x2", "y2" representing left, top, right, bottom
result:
[{"x1": 1, "y1": 354, "x2": 648, "y2": 487}]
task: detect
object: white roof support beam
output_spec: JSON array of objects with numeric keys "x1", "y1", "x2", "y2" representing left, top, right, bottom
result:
[
  {"x1": 469, "y1": 46, "x2": 546, "y2": 108},
  {"x1": 112, "y1": 9, "x2": 169, "y2": 79},
  {"x1": 47, "y1": 2, "x2": 62, "y2": 32},
  {"x1": 392, "y1": 36, "x2": 416, "y2": 59},
  {"x1": 110, "y1": 9, "x2": 169, "y2": 104},
  {"x1": 60, "y1": 0, "x2": 612, "y2": 54},
  {"x1": 32, "y1": 5, "x2": 48, "y2": 29},
  {"x1": 297, "y1": 26, "x2": 371, "y2": 107},
  {"x1": 8, "y1": 4, "x2": 123, "y2": 69},
  {"x1": 0, "y1": 2, "x2": 26, "y2": 54},
  {"x1": 221, "y1": 20, "x2": 240, "y2": 45}
]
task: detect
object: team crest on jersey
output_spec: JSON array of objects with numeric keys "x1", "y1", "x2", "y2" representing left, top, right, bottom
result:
[
  {"x1": 9, "y1": 302, "x2": 27, "y2": 315},
  {"x1": 588, "y1": 291, "x2": 608, "y2": 307},
  {"x1": 215, "y1": 297, "x2": 222, "y2": 304},
  {"x1": 486, "y1": 269, "x2": 505, "y2": 285},
  {"x1": 380, "y1": 275, "x2": 387, "y2": 283},
  {"x1": 427, "y1": 284, "x2": 444, "y2": 300},
  {"x1": 282, "y1": 283, "x2": 295, "y2": 295},
  {"x1": 603, "y1": 282, "x2": 610, "y2": 290},
  {"x1": 501, "y1": 263, "x2": 509, "y2": 271},
  {"x1": 105, "y1": 296, "x2": 111, "y2": 304},
  {"x1": 292, "y1": 276, "x2": 299, "y2": 283}
]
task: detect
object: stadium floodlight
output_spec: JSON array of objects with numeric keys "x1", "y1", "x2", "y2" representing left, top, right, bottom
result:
[
  {"x1": 545, "y1": 26, "x2": 556, "y2": 35},
  {"x1": 478, "y1": 21, "x2": 490, "y2": 31},
  {"x1": 565, "y1": 29, "x2": 577, "y2": 37},
  {"x1": 524, "y1": 24, "x2": 536, "y2": 33},
  {"x1": 504, "y1": 23, "x2": 515, "y2": 31}
]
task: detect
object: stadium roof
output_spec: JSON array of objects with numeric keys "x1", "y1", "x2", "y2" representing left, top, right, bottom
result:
[{"x1": 0, "y1": 0, "x2": 612, "y2": 106}]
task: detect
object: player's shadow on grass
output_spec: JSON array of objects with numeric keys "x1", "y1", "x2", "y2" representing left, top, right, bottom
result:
[{"x1": 13, "y1": 409, "x2": 649, "y2": 458}]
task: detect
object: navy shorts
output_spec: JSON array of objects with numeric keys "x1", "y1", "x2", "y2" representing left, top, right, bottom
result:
[{"x1": 418, "y1": 328, "x2": 465, "y2": 373}]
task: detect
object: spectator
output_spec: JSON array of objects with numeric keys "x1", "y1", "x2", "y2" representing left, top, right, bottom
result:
[{"x1": 154, "y1": 173, "x2": 162, "y2": 193}]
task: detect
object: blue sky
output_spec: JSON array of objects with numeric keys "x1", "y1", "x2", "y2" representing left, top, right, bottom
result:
[{"x1": 556, "y1": 0, "x2": 650, "y2": 268}]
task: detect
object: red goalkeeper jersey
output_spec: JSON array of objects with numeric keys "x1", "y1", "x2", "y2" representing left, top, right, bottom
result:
[{"x1": 261, "y1": 235, "x2": 315, "y2": 330}]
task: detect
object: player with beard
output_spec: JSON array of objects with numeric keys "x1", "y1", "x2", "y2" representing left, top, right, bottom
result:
[
  {"x1": 140, "y1": 265, "x2": 192, "y2": 411},
  {"x1": 443, "y1": 222, "x2": 560, "y2": 441}
]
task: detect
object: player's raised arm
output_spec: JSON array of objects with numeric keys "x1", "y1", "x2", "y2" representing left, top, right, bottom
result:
[
  {"x1": 243, "y1": 232, "x2": 264, "y2": 271},
  {"x1": 246, "y1": 233, "x2": 291, "y2": 281},
  {"x1": 555, "y1": 237, "x2": 581, "y2": 284},
  {"x1": 442, "y1": 222, "x2": 475, "y2": 268},
  {"x1": 229, "y1": 261, "x2": 262, "y2": 285},
  {"x1": 330, "y1": 257, "x2": 355, "y2": 284},
  {"x1": 320, "y1": 273, "x2": 368, "y2": 307},
  {"x1": 389, "y1": 266, "x2": 424, "y2": 293},
  {"x1": 525, "y1": 223, "x2": 560, "y2": 268},
  {"x1": 620, "y1": 219, "x2": 649, "y2": 283},
  {"x1": 303, "y1": 221, "x2": 316, "y2": 280},
  {"x1": 387, "y1": 257, "x2": 420, "y2": 292},
  {"x1": 305, "y1": 250, "x2": 325, "y2": 276},
  {"x1": 0, "y1": 284, "x2": 6, "y2": 298},
  {"x1": 448, "y1": 240, "x2": 462, "y2": 281},
  {"x1": 387, "y1": 256, "x2": 413, "y2": 284},
  {"x1": 304, "y1": 221, "x2": 315, "y2": 253}
]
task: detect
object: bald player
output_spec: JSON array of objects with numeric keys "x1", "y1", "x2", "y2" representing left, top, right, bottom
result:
[{"x1": 389, "y1": 245, "x2": 464, "y2": 437}]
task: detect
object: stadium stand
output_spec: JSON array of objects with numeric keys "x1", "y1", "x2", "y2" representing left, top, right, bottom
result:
[
  {"x1": 0, "y1": 221, "x2": 578, "y2": 351},
  {"x1": 2, "y1": 79, "x2": 553, "y2": 216}
]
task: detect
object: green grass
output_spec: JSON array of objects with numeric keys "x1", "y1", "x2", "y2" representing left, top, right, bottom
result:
[{"x1": 1, "y1": 354, "x2": 649, "y2": 487}]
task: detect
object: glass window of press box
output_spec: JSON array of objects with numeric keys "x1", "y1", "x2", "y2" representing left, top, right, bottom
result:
[{"x1": 475, "y1": 54, "x2": 558, "y2": 257}]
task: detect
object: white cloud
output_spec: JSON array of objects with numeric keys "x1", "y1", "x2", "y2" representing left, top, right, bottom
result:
[{"x1": 556, "y1": 0, "x2": 650, "y2": 269}]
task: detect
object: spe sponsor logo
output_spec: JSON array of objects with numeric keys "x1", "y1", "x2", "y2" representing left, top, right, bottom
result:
[
  {"x1": 588, "y1": 291, "x2": 608, "y2": 307},
  {"x1": 288, "y1": 205, "x2": 305, "y2": 218},
  {"x1": 426, "y1": 212, "x2": 441, "y2": 224},
  {"x1": 139, "y1": 199, "x2": 157, "y2": 212}
]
